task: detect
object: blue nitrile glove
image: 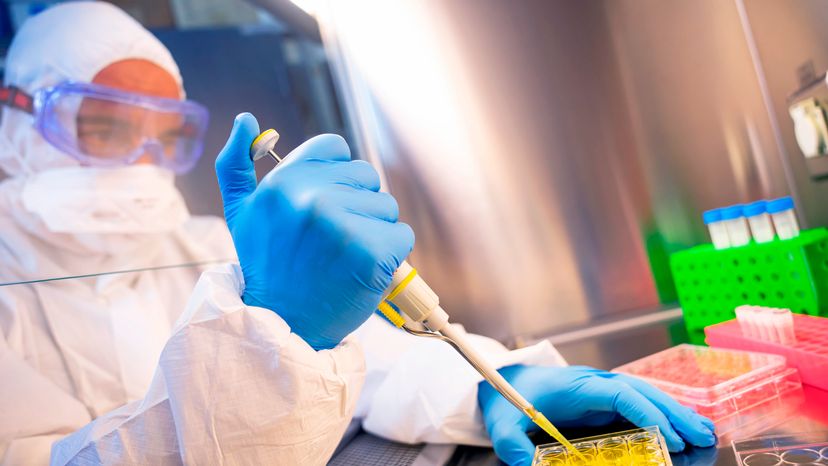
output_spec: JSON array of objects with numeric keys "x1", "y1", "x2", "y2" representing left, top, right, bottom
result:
[
  {"x1": 215, "y1": 113, "x2": 415, "y2": 350},
  {"x1": 478, "y1": 365, "x2": 717, "y2": 466}
]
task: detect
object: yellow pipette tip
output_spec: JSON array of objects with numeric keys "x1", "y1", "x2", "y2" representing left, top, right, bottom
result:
[{"x1": 528, "y1": 409, "x2": 587, "y2": 462}]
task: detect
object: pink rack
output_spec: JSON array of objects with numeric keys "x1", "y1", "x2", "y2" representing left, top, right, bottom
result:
[{"x1": 706, "y1": 314, "x2": 828, "y2": 391}]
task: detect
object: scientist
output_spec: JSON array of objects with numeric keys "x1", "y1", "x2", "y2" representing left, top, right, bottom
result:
[{"x1": 0, "y1": 3, "x2": 715, "y2": 466}]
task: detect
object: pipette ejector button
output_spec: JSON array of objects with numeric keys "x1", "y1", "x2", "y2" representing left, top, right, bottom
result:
[{"x1": 250, "y1": 128, "x2": 282, "y2": 163}]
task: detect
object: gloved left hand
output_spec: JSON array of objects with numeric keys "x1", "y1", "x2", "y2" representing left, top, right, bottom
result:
[{"x1": 478, "y1": 365, "x2": 717, "y2": 466}]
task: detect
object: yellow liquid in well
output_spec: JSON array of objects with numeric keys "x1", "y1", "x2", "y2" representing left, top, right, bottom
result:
[
  {"x1": 530, "y1": 411, "x2": 588, "y2": 462},
  {"x1": 534, "y1": 427, "x2": 668, "y2": 465}
]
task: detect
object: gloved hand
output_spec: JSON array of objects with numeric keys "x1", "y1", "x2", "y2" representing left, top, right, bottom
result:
[
  {"x1": 215, "y1": 113, "x2": 415, "y2": 350},
  {"x1": 478, "y1": 365, "x2": 717, "y2": 466}
]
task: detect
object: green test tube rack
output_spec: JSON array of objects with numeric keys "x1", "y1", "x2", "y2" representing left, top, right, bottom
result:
[{"x1": 670, "y1": 228, "x2": 828, "y2": 344}]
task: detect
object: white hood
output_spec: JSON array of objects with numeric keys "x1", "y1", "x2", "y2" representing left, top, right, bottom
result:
[{"x1": 0, "y1": 1, "x2": 183, "y2": 177}]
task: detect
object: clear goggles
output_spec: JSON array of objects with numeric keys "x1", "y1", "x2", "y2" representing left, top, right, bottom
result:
[{"x1": 0, "y1": 82, "x2": 209, "y2": 174}]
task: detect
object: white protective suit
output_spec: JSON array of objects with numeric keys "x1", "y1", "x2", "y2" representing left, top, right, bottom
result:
[{"x1": 0, "y1": 3, "x2": 565, "y2": 465}]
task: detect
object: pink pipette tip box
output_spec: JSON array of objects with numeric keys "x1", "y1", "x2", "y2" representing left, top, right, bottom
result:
[{"x1": 706, "y1": 314, "x2": 828, "y2": 391}]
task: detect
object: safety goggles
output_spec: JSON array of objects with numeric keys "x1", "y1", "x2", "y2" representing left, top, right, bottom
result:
[{"x1": 0, "y1": 82, "x2": 209, "y2": 174}]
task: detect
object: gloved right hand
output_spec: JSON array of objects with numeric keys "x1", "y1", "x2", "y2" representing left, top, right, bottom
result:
[{"x1": 215, "y1": 113, "x2": 415, "y2": 350}]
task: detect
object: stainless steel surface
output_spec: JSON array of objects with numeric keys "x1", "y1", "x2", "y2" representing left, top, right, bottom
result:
[
  {"x1": 306, "y1": 0, "x2": 820, "y2": 343},
  {"x1": 547, "y1": 310, "x2": 687, "y2": 373},
  {"x1": 740, "y1": 0, "x2": 828, "y2": 228},
  {"x1": 541, "y1": 307, "x2": 683, "y2": 347},
  {"x1": 605, "y1": 0, "x2": 793, "y2": 239},
  {"x1": 316, "y1": 0, "x2": 662, "y2": 343}
]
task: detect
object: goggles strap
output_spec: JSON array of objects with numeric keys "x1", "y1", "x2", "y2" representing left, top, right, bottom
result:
[{"x1": 0, "y1": 86, "x2": 34, "y2": 114}]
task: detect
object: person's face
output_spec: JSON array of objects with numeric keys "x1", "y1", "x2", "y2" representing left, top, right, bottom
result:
[{"x1": 76, "y1": 58, "x2": 182, "y2": 165}]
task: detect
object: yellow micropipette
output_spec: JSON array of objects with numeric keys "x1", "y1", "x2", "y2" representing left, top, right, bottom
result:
[
  {"x1": 250, "y1": 130, "x2": 584, "y2": 461},
  {"x1": 377, "y1": 263, "x2": 586, "y2": 461}
]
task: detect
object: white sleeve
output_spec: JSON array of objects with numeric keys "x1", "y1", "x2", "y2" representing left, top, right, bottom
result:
[
  {"x1": 353, "y1": 314, "x2": 566, "y2": 446},
  {"x1": 50, "y1": 264, "x2": 366, "y2": 466},
  {"x1": 0, "y1": 337, "x2": 91, "y2": 466}
]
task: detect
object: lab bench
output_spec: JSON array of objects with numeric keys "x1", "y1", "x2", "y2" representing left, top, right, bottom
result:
[{"x1": 328, "y1": 313, "x2": 828, "y2": 466}]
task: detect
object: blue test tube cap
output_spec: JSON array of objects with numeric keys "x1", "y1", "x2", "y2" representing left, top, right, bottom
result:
[
  {"x1": 702, "y1": 208, "x2": 722, "y2": 224},
  {"x1": 766, "y1": 196, "x2": 795, "y2": 214},
  {"x1": 742, "y1": 200, "x2": 767, "y2": 218},
  {"x1": 720, "y1": 205, "x2": 745, "y2": 220}
]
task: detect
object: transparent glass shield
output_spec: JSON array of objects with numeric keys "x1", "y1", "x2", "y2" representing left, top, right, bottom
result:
[
  {"x1": 0, "y1": 261, "x2": 233, "y2": 420},
  {"x1": 0, "y1": 188, "x2": 235, "y2": 286}
]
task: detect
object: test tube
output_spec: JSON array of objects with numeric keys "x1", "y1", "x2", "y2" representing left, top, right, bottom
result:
[
  {"x1": 703, "y1": 208, "x2": 731, "y2": 250},
  {"x1": 743, "y1": 200, "x2": 775, "y2": 243},
  {"x1": 738, "y1": 306, "x2": 797, "y2": 345},
  {"x1": 755, "y1": 307, "x2": 774, "y2": 342},
  {"x1": 735, "y1": 305, "x2": 757, "y2": 338},
  {"x1": 766, "y1": 196, "x2": 800, "y2": 240},
  {"x1": 783, "y1": 310, "x2": 796, "y2": 344},
  {"x1": 770, "y1": 308, "x2": 796, "y2": 345},
  {"x1": 721, "y1": 205, "x2": 751, "y2": 247}
]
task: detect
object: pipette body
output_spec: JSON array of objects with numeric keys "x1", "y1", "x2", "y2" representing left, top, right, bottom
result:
[
  {"x1": 380, "y1": 262, "x2": 584, "y2": 458},
  {"x1": 380, "y1": 262, "x2": 536, "y2": 416}
]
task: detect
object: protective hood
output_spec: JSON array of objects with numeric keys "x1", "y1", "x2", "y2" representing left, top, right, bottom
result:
[{"x1": 0, "y1": 1, "x2": 183, "y2": 177}]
